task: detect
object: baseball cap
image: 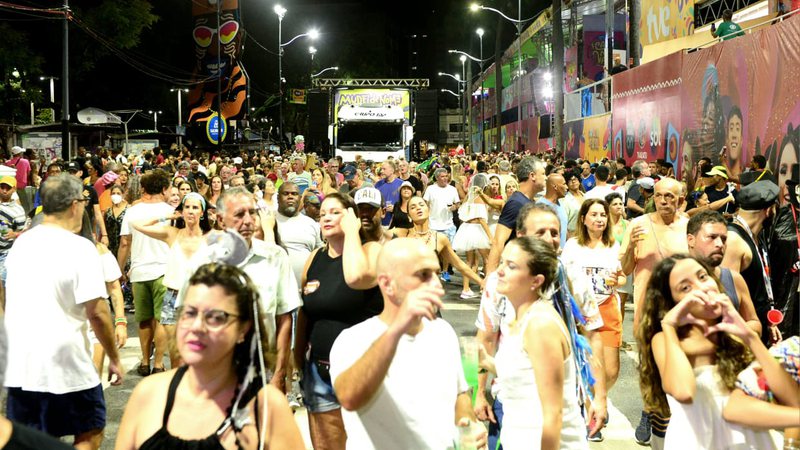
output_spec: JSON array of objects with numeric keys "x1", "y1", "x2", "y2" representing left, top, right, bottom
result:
[
  {"x1": 65, "y1": 161, "x2": 80, "y2": 172},
  {"x1": 399, "y1": 181, "x2": 414, "y2": 192},
  {"x1": 233, "y1": 157, "x2": 243, "y2": 165},
  {"x1": 342, "y1": 165, "x2": 357, "y2": 181},
  {"x1": 0, "y1": 176, "x2": 16, "y2": 188},
  {"x1": 637, "y1": 177, "x2": 655, "y2": 191},
  {"x1": 738, "y1": 180, "x2": 779, "y2": 211},
  {"x1": 10, "y1": 146, "x2": 24, "y2": 155},
  {"x1": 353, "y1": 187, "x2": 382, "y2": 208},
  {"x1": 706, "y1": 165, "x2": 729, "y2": 179}
]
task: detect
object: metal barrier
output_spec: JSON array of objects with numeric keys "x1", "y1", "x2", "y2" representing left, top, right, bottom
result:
[{"x1": 564, "y1": 77, "x2": 613, "y2": 123}]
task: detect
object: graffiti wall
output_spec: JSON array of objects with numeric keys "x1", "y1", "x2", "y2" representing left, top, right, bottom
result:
[
  {"x1": 612, "y1": 15, "x2": 800, "y2": 187},
  {"x1": 638, "y1": 0, "x2": 695, "y2": 46},
  {"x1": 564, "y1": 113, "x2": 612, "y2": 162}
]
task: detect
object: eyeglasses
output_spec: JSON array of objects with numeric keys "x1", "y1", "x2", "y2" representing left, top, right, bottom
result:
[
  {"x1": 177, "y1": 306, "x2": 239, "y2": 330},
  {"x1": 73, "y1": 197, "x2": 90, "y2": 203}
]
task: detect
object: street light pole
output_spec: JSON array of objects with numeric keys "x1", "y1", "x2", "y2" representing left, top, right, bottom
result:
[
  {"x1": 516, "y1": 0, "x2": 523, "y2": 153},
  {"x1": 61, "y1": 0, "x2": 70, "y2": 160},
  {"x1": 171, "y1": 88, "x2": 189, "y2": 149},
  {"x1": 275, "y1": 5, "x2": 285, "y2": 149},
  {"x1": 460, "y1": 55, "x2": 467, "y2": 149},
  {"x1": 148, "y1": 110, "x2": 162, "y2": 132},
  {"x1": 476, "y1": 28, "x2": 485, "y2": 153}
]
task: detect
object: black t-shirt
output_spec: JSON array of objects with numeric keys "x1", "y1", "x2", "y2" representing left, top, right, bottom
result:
[
  {"x1": 704, "y1": 184, "x2": 738, "y2": 215},
  {"x1": 400, "y1": 175, "x2": 424, "y2": 195},
  {"x1": 302, "y1": 248, "x2": 384, "y2": 370},
  {"x1": 389, "y1": 202, "x2": 413, "y2": 229},
  {"x1": 498, "y1": 191, "x2": 532, "y2": 242},
  {"x1": 4, "y1": 422, "x2": 73, "y2": 450},
  {"x1": 82, "y1": 184, "x2": 99, "y2": 226},
  {"x1": 626, "y1": 183, "x2": 644, "y2": 218}
]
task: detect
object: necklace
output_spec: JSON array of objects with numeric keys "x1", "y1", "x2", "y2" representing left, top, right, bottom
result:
[{"x1": 414, "y1": 229, "x2": 433, "y2": 245}]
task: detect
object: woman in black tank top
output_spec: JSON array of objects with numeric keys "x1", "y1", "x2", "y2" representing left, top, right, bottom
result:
[
  {"x1": 297, "y1": 192, "x2": 384, "y2": 450},
  {"x1": 115, "y1": 264, "x2": 303, "y2": 450}
]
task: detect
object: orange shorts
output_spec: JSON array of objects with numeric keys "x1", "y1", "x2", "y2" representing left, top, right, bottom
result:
[{"x1": 597, "y1": 296, "x2": 622, "y2": 347}]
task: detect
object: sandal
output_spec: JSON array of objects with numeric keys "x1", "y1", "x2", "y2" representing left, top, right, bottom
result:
[
  {"x1": 136, "y1": 363, "x2": 150, "y2": 377},
  {"x1": 151, "y1": 366, "x2": 166, "y2": 375}
]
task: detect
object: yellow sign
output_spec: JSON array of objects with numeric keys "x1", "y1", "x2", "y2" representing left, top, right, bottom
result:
[
  {"x1": 639, "y1": 0, "x2": 695, "y2": 45},
  {"x1": 289, "y1": 88, "x2": 306, "y2": 104}
]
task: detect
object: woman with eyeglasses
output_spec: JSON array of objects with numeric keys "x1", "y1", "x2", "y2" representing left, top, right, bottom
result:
[
  {"x1": 131, "y1": 192, "x2": 210, "y2": 374},
  {"x1": 115, "y1": 263, "x2": 304, "y2": 450}
]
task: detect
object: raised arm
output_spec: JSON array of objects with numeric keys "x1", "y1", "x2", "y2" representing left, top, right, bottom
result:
[
  {"x1": 340, "y1": 208, "x2": 379, "y2": 289},
  {"x1": 131, "y1": 212, "x2": 180, "y2": 246}
]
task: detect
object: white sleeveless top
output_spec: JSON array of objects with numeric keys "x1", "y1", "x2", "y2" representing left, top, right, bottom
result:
[
  {"x1": 495, "y1": 301, "x2": 588, "y2": 450},
  {"x1": 162, "y1": 238, "x2": 207, "y2": 291}
]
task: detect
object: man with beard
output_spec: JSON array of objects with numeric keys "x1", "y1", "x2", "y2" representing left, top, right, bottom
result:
[
  {"x1": 353, "y1": 187, "x2": 386, "y2": 244},
  {"x1": 722, "y1": 180, "x2": 782, "y2": 345},
  {"x1": 276, "y1": 182, "x2": 322, "y2": 285},
  {"x1": 686, "y1": 210, "x2": 761, "y2": 334}
]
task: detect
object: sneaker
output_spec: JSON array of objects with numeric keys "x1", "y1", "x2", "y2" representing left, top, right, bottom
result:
[
  {"x1": 621, "y1": 341, "x2": 634, "y2": 351},
  {"x1": 587, "y1": 428, "x2": 604, "y2": 442},
  {"x1": 287, "y1": 379, "x2": 304, "y2": 410},
  {"x1": 634, "y1": 410, "x2": 651, "y2": 445},
  {"x1": 460, "y1": 290, "x2": 477, "y2": 299},
  {"x1": 440, "y1": 271, "x2": 451, "y2": 283}
]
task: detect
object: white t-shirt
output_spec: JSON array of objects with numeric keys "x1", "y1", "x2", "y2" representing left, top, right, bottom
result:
[
  {"x1": 276, "y1": 212, "x2": 322, "y2": 285},
  {"x1": 583, "y1": 184, "x2": 624, "y2": 203},
  {"x1": 4, "y1": 225, "x2": 107, "y2": 394},
  {"x1": 330, "y1": 317, "x2": 468, "y2": 450},
  {"x1": 119, "y1": 201, "x2": 173, "y2": 282},
  {"x1": 100, "y1": 250, "x2": 122, "y2": 283},
  {"x1": 423, "y1": 184, "x2": 460, "y2": 231},
  {"x1": 561, "y1": 239, "x2": 621, "y2": 306}
]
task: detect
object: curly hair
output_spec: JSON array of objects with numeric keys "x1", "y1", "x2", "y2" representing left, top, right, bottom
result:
[{"x1": 636, "y1": 255, "x2": 753, "y2": 416}]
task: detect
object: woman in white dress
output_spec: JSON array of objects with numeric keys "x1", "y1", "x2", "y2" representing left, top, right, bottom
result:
[
  {"x1": 452, "y1": 173, "x2": 492, "y2": 299},
  {"x1": 488, "y1": 237, "x2": 588, "y2": 450},
  {"x1": 637, "y1": 255, "x2": 782, "y2": 449}
]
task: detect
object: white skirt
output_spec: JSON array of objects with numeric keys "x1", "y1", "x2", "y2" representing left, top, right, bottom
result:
[{"x1": 453, "y1": 222, "x2": 491, "y2": 252}]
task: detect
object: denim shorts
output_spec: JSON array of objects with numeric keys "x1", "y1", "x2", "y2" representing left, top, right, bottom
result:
[
  {"x1": 7, "y1": 384, "x2": 106, "y2": 437},
  {"x1": 160, "y1": 288, "x2": 179, "y2": 325},
  {"x1": 301, "y1": 360, "x2": 340, "y2": 413}
]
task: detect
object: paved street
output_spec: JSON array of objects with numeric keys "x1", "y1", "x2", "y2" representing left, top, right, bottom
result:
[{"x1": 99, "y1": 272, "x2": 645, "y2": 450}]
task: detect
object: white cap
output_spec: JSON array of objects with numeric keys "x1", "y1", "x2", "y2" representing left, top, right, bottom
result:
[
  {"x1": 10, "y1": 146, "x2": 24, "y2": 155},
  {"x1": 353, "y1": 187, "x2": 382, "y2": 208}
]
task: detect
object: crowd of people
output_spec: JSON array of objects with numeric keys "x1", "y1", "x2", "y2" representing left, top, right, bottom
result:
[{"x1": 0, "y1": 142, "x2": 796, "y2": 450}]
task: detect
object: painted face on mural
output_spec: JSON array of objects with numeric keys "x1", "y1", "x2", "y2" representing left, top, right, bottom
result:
[
  {"x1": 193, "y1": 2, "x2": 241, "y2": 78},
  {"x1": 726, "y1": 111, "x2": 743, "y2": 163}
]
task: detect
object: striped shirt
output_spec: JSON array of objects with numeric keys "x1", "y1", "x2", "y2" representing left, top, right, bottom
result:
[{"x1": 0, "y1": 202, "x2": 27, "y2": 253}]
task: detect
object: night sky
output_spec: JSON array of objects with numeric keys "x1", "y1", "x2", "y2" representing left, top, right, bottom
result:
[{"x1": 3, "y1": 0, "x2": 543, "y2": 131}]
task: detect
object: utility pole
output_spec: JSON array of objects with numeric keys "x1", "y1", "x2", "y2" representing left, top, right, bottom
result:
[
  {"x1": 553, "y1": 0, "x2": 565, "y2": 155},
  {"x1": 216, "y1": 0, "x2": 222, "y2": 154},
  {"x1": 629, "y1": 0, "x2": 640, "y2": 66},
  {"x1": 61, "y1": 0, "x2": 70, "y2": 160}
]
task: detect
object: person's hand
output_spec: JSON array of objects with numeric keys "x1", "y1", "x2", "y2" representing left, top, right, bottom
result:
[
  {"x1": 726, "y1": 193, "x2": 735, "y2": 203},
  {"x1": 115, "y1": 323, "x2": 128, "y2": 348},
  {"x1": 587, "y1": 397, "x2": 607, "y2": 437},
  {"x1": 385, "y1": 203, "x2": 394, "y2": 213},
  {"x1": 477, "y1": 344, "x2": 496, "y2": 376},
  {"x1": 258, "y1": 208, "x2": 275, "y2": 230},
  {"x1": 769, "y1": 325, "x2": 782, "y2": 345},
  {"x1": 704, "y1": 294, "x2": 754, "y2": 341},
  {"x1": 341, "y1": 208, "x2": 361, "y2": 237},
  {"x1": 631, "y1": 224, "x2": 647, "y2": 245},
  {"x1": 457, "y1": 418, "x2": 488, "y2": 450},
  {"x1": 473, "y1": 393, "x2": 496, "y2": 424},
  {"x1": 100, "y1": 235, "x2": 109, "y2": 246},
  {"x1": 604, "y1": 273, "x2": 618, "y2": 287},
  {"x1": 662, "y1": 289, "x2": 720, "y2": 333},
  {"x1": 107, "y1": 357, "x2": 124, "y2": 386},
  {"x1": 390, "y1": 283, "x2": 444, "y2": 335}
]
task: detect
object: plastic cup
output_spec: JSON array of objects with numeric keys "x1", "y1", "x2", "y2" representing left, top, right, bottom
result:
[{"x1": 767, "y1": 308, "x2": 784, "y2": 325}]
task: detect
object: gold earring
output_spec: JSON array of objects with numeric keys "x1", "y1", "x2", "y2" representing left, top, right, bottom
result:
[{"x1": 237, "y1": 336, "x2": 245, "y2": 344}]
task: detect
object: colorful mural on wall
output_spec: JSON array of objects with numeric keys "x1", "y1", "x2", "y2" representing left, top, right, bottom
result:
[
  {"x1": 612, "y1": 16, "x2": 800, "y2": 188},
  {"x1": 188, "y1": 0, "x2": 248, "y2": 128},
  {"x1": 638, "y1": 0, "x2": 695, "y2": 46}
]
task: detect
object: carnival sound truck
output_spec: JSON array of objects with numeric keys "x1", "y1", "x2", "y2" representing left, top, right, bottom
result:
[{"x1": 314, "y1": 79, "x2": 429, "y2": 162}]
